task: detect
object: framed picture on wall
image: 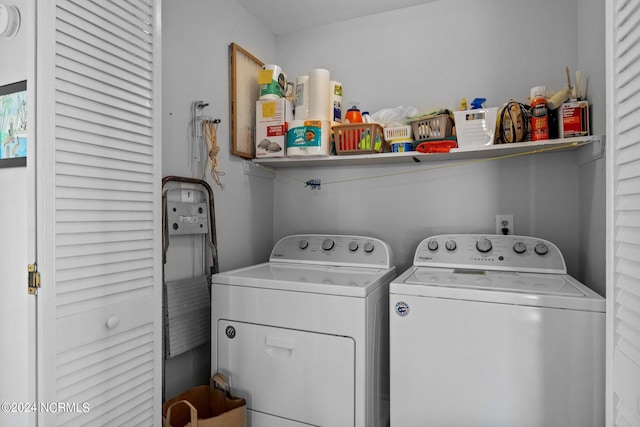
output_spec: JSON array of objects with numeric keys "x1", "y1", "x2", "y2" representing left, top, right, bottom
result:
[
  {"x1": 0, "y1": 80, "x2": 27, "y2": 168},
  {"x1": 229, "y1": 43, "x2": 263, "y2": 159}
]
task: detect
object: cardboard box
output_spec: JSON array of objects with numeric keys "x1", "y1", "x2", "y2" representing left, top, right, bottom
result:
[
  {"x1": 255, "y1": 99, "x2": 292, "y2": 158},
  {"x1": 560, "y1": 100, "x2": 590, "y2": 138}
]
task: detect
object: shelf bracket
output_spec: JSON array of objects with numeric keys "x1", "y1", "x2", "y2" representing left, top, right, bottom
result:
[{"x1": 576, "y1": 135, "x2": 604, "y2": 166}]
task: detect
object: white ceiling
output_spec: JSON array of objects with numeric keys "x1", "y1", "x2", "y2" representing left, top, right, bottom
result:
[{"x1": 236, "y1": 0, "x2": 437, "y2": 35}]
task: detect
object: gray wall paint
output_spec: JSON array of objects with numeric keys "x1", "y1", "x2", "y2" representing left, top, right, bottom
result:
[
  {"x1": 271, "y1": 0, "x2": 605, "y2": 294},
  {"x1": 161, "y1": 0, "x2": 278, "y2": 399},
  {"x1": 576, "y1": 0, "x2": 606, "y2": 295},
  {"x1": 162, "y1": 0, "x2": 277, "y2": 274},
  {"x1": 0, "y1": 0, "x2": 606, "y2": 412},
  {"x1": 275, "y1": 0, "x2": 580, "y2": 116},
  {"x1": 271, "y1": 153, "x2": 582, "y2": 279},
  {"x1": 159, "y1": 0, "x2": 605, "y2": 298}
]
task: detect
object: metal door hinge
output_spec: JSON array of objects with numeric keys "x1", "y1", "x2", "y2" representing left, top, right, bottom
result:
[{"x1": 28, "y1": 264, "x2": 40, "y2": 295}]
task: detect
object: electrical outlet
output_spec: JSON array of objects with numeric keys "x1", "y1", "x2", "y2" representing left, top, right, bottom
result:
[{"x1": 496, "y1": 214, "x2": 514, "y2": 235}]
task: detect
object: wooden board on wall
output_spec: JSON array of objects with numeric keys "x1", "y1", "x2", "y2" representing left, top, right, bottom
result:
[{"x1": 229, "y1": 43, "x2": 264, "y2": 159}]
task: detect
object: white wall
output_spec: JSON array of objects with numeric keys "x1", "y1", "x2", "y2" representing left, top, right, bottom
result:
[
  {"x1": 161, "y1": 0, "x2": 277, "y2": 399},
  {"x1": 275, "y1": 0, "x2": 580, "y2": 115},
  {"x1": 271, "y1": 153, "x2": 582, "y2": 277},
  {"x1": 0, "y1": 0, "x2": 606, "y2": 418},
  {"x1": 162, "y1": 0, "x2": 277, "y2": 273},
  {"x1": 576, "y1": 0, "x2": 606, "y2": 294},
  {"x1": 161, "y1": 0, "x2": 606, "y2": 399},
  {"x1": 0, "y1": 0, "x2": 31, "y2": 425},
  {"x1": 271, "y1": 0, "x2": 606, "y2": 293}
]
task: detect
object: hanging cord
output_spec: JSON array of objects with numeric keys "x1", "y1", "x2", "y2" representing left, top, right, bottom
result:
[{"x1": 202, "y1": 119, "x2": 224, "y2": 187}]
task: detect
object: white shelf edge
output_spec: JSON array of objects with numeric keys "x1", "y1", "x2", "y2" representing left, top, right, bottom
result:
[{"x1": 251, "y1": 136, "x2": 599, "y2": 168}]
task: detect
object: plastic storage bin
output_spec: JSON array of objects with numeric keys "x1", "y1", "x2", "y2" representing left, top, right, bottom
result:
[
  {"x1": 332, "y1": 123, "x2": 387, "y2": 155},
  {"x1": 384, "y1": 125, "x2": 413, "y2": 142},
  {"x1": 453, "y1": 107, "x2": 498, "y2": 148},
  {"x1": 409, "y1": 114, "x2": 453, "y2": 140}
]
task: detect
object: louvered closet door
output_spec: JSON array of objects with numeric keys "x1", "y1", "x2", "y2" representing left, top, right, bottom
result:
[
  {"x1": 607, "y1": 1, "x2": 640, "y2": 426},
  {"x1": 36, "y1": 1, "x2": 162, "y2": 426}
]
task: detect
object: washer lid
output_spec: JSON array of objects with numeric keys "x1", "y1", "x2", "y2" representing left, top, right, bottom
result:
[
  {"x1": 390, "y1": 266, "x2": 605, "y2": 312},
  {"x1": 211, "y1": 262, "x2": 396, "y2": 297}
]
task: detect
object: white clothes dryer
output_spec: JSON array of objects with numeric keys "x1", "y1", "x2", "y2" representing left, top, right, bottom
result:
[
  {"x1": 211, "y1": 234, "x2": 396, "y2": 427},
  {"x1": 390, "y1": 234, "x2": 605, "y2": 427}
]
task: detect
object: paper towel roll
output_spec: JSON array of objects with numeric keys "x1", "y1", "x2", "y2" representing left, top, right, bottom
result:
[
  {"x1": 329, "y1": 80, "x2": 342, "y2": 123},
  {"x1": 286, "y1": 119, "x2": 331, "y2": 157},
  {"x1": 308, "y1": 69, "x2": 330, "y2": 121},
  {"x1": 286, "y1": 120, "x2": 306, "y2": 150},
  {"x1": 294, "y1": 75, "x2": 309, "y2": 121}
]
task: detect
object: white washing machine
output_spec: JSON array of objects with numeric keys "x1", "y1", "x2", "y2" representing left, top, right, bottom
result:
[
  {"x1": 211, "y1": 234, "x2": 396, "y2": 427},
  {"x1": 390, "y1": 234, "x2": 605, "y2": 427}
]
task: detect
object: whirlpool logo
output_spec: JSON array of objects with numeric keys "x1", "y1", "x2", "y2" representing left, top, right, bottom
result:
[
  {"x1": 395, "y1": 301, "x2": 410, "y2": 317},
  {"x1": 225, "y1": 325, "x2": 236, "y2": 339}
]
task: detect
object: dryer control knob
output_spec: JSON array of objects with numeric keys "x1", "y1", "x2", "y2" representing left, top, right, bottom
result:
[
  {"x1": 349, "y1": 241, "x2": 359, "y2": 251},
  {"x1": 322, "y1": 238, "x2": 335, "y2": 251},
  {"x1": 363, "y1": 242, "x2": 375, "y2": 253},
  {"x1": 476, "y1": 237, "x2": 493, "y2": 253},
  {"x1": 513, "y1": 241, "x2": 527, "y2": 254},
  {"x1": 445, "y1": 240, "x2": 457, "y2": 251},
  {"x1": 299, "y1": 239, "x2": 309, "y2": 250},
  {"x1": 427, "y1": 239, "x2": 439, "y2": 251},
  {"x1": 534, "y1": 243, "x2": 549, "y2": 255}
]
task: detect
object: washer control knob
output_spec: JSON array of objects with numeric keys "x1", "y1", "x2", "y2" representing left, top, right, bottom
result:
[
  {"x1": 427, "y1": 239, "x2": 439, "y2": 251},
  {"x1": 299, "y1": 239, "x2": 309, "y2": 250},
  {"x1": 513, "y1": 241, "x2": 527, "y2": 254},
  {"x1": 445, "y1": 240, "x2": 457, "y2": 251},
  {"x1": 535, "y1": 243, "x2": 549, "y2": 255},
  {"x1": 363, "y1": 242, "x2": 375, "y2": 253},
  {"x1": 322, "y1": 238, "x2": 335, "y2": 251},
  {"x1": 476, "y1": 237, "x2": 493, "y2": 253},
  {"x1": 349, "y1": 241, "x2": 359, "y2": 252}
]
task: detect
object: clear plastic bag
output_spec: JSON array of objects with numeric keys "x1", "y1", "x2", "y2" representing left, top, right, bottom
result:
[{"x1": 370, "y1": 106, "x2": 419, "y2": 127}]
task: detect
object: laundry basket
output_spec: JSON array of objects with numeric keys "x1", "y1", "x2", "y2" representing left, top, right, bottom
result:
[
  {"x1": 453, "y1": 108, "x2": 498, "y2": 148},
  {"x1": 384, "y1": 125, "x2": 412, "y2": 142},
  {"x1": 409, "y1": 114, "x2": 453, "y2": 140},
  {"x1": 332, "y1": 123, "x2": 387, "y2": 155}
]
